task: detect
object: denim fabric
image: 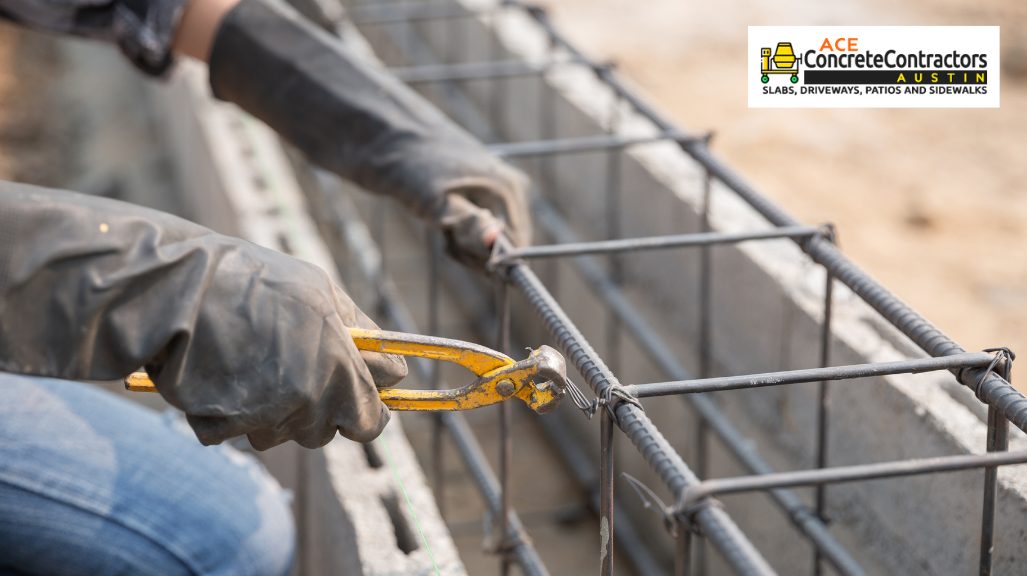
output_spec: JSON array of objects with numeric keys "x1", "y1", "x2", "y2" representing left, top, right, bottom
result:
[{"x1": 0, "y1": 373, "x2": 295, "y2": 575}]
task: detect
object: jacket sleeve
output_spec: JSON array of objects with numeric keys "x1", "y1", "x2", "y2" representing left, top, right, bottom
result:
[
  {"x1": 208, "y1": 0, "x2": 532, "y2": 265},
  {"x1": 0, "y1": 0, "x2": 187, "y2": 75}
]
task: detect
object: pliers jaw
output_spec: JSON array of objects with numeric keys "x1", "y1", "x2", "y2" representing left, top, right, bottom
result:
[{"x1": 478, "y1": 345, "x2": 568, "y2": 414}]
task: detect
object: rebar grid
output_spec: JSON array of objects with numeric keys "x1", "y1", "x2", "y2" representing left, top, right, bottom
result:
[{"x1": 316, "y1": 1, "x2": 1025, "y2": 574}]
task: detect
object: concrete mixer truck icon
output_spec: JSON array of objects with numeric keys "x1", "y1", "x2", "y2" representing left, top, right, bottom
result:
[{"x1": 760, "y1": 42, "x2": 800, "y2": 84}]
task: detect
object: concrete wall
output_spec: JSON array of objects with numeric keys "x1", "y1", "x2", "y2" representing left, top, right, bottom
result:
[
  {"x1": 353, "y1": 2, "x2": 1027, "y2": 574},
  {"x1": 151, "y1": 61, "x2": 465, "y2": 576}
]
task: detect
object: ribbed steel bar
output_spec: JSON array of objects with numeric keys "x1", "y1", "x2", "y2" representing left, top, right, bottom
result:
[
  {"x1": 980, "y1": 359, "x2": 1011, "y2": 576},
  {"x1": 695, "y1": 165, "x2": 713, "y2": 576},
  {"x1": 813, "y1": 268, "x2": 834, "y2": 576},
  {"x1": 600, "y1": 410, "x2": 616, "y2": 575},
  {"x1": 678, "y1": 451, "x2": 1027, "y2": 508},
  {"x1": 532, "y1": 197, "x2": 864, "y2": 576},
  {"x1": 504, "y1": 254, "x2": 776, "y2": 576},
  {"x1": 497, "y1": 279, "x2": 514, "y2": 576},
  {"x1": 517, "y1": 4, "x2": 1027, "y2": 435},
  {"x1": 489, "y1": 132, "x2": 695, "y2": 158},
  {"x1": 495, "y1": 226, "x2": 820, "y2": 262},
  {"x1": 626, "y1": 352, "x2": 996, "y2": 398}
]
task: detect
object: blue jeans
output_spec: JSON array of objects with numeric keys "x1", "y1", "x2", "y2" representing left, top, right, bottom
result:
[{"x1": 0, "y1": 373, "x2": 295, "y2": 575}]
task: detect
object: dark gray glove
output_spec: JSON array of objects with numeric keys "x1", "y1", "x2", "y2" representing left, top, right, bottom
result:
[
  {"x1": 208, "y1": 0, "x2": 531, "y2": 265},
  {"x1": 0, "y1": 183, "x2": 407, "y2": 449},
  {"x1": 0, "y1": 0, "x2": 187, "y2": 75}
]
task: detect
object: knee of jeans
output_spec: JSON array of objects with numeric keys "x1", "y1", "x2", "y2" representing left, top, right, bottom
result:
[
  {"x1": 204, "y1": 454, "x2": 297, "y2": 576},
  {"x1": 231, "y1": 487, "x2": 296, "y2": 576}
]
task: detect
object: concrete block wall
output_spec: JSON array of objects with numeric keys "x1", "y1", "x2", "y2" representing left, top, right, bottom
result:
[
  {"x1": 150, "y1": 60, "x2": 465, "y2": 576},
  {"x1": 354, "y1": 2, "x2": 1027, "y2": 574}
]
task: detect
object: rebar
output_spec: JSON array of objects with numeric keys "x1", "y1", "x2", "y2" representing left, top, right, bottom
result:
[
  {"x1": 326, "y1": 2, "x2": 1025, "y2": 574},
  {"x1": 678, "y1": 451, "x2": 1027, "y2": 508},
  {"x1": 506, "y1": 256, "x2": 776, "y2": 575},
  {"x1": 518, "y1": 4, "x2": 1027, "y2": 436},
  {"x1": 494, "y1": 226, "x2": 821, "y2": 262},
  {"x1": 626, "y1": 352, "x2": 996, "y2": 397}
]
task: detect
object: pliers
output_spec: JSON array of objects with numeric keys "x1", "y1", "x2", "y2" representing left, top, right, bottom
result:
[{"x1": 125, "y1": 328, "x2": 570, "y2": 414}]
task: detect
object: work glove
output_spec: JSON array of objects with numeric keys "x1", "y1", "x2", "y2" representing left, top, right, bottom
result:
[
  {"x1": 0, "y1": 0, "x2": 187, "y2": 75},
  {"x1": 0, "y1": 184, "x2": 407, "y2": 449},
  {"x1": 207, "y1": 0, "x2": 531, "y2": 266}
]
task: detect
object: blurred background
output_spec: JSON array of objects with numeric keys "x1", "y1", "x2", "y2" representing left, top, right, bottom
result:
[{"x1": 538, "y1": 0, "x2": 1027, "y2": 386}]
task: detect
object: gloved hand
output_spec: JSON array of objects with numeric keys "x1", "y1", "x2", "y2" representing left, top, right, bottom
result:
[
  {"x1": 0, "y1": 0, "x2": 188, "y2": 75},
  {"x1": 0, "y1": 184, "x2": 407, "y2": 449},
  {"x1": 207, "y1": 0, "x2": 532, "y2": 266}
]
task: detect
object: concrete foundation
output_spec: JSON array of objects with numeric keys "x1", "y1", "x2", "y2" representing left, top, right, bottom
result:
[{"x1": 349, "y1": 2, "x2": 1027, "y2": 574}]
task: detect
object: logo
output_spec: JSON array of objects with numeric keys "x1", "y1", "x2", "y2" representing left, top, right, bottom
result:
[
  {"x1": 760, "y1": 43, "x2": 800, "y2": 84},
  {"x1": 748, "y1": 27, "x2": 999, "y2": 108}
]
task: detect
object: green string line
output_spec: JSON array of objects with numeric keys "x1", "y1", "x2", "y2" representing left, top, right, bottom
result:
[{"x1": 379, "y1": 433, "x2": 442, "y2": 575}]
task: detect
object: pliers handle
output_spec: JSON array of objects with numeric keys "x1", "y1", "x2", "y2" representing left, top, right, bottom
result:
[{"x1": 125, "y1": 328, "x2": 568, "y2": 413}]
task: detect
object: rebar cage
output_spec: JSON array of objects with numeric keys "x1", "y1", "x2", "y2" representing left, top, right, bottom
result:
[{"x1": 291, "y1": 1, "x2": 1024, "y2": 574}]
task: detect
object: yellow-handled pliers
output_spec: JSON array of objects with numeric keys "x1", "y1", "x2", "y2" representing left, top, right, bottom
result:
[{"x1": 125, "y1": 328, "x2": 569, "y2": 414}]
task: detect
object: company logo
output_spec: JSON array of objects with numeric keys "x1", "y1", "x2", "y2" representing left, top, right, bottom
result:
[
  {"x1": 748, "y1": 27, "x2": 999, "y2": 108},
  {"x1": 760, "y1": 42, "x2": 800, "y2": 84}
]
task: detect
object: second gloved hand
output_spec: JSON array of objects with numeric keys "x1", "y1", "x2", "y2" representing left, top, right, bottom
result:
[
  {"x1": 207, "y1": 0, "x2": 531, "y2": 266},
  {"x1": 0, "y1": 184, "x2": 406, "y2": 449}
]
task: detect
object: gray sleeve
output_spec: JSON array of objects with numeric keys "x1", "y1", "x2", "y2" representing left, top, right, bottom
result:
[{"x1": 0, "y1": 0, "x2": 187, "y2": 75}]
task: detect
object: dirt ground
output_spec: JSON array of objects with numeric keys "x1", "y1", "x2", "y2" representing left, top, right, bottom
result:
[{"x1": 539, "y1": 0, "x2": 1027, "y2": 385}]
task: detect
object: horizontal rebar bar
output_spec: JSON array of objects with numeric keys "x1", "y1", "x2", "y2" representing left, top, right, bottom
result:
[
  {"x1": 488, "y1": 131, "x2": 696, "y2": 158},
  {"x1": 678, "y1": 450, "x2": 1027, "y2": 510},
  {"x1": 349, "y1": 2, "x2": 496, "y2": 25},
  {"x1": 390, "y1": 58, "x2": 583, "y2": 84},
  {"x1": 496, "y1": 226, "x2": 821, "y2": 262},
  {"x1": 517, "y1": 3, "x2": 1027, "y2": 436},
  {"x1": 504, "y1": 245, "x2": 776, "y2": 576},
  {"x1": 628, "y1": 352, "x2": 996, "y2": 397}
]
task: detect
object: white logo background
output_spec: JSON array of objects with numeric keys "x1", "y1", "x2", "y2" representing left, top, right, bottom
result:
[{"x1": 748, "y1": 26, "x2": 1000, "y2": 109}]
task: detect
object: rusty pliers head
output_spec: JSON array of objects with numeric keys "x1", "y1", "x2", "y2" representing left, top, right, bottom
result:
[{"x1": 360, "y1": 329, "x2": 569, "y2": 413}]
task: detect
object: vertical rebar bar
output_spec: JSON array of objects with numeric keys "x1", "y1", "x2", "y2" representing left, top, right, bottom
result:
[
  {"x1": 600, "y1": 410, "x2": 616, "y2": 576},
  {"x1": 496, "y1": 278, "x2": 513, "y2": 575},
  {"x1": 813, "y1": 268, "x2": 834, "y2": 576},
  {"x1": 489, "y1": 9, "x2": 506, "y2": 140},
  {"x1": 538, "y1": 28, "x2": 561, "y2": 301},
  {"x1": 373, "y1": 200, "x2": 388, "y2": 316},
  {"x1": 676, "y1": 529, "x2": 693, "y2": 576},
  {"x1": 428, "y1": 229, "x2": 445, "y2": 518},
  {"x1": 695, "y1": 166, "x2": 713, "y2": 576},
  {"x1": 604, "y1": 90, "x2": 623, "y2": 375},
  {"x1": 980, "y1": 359, "x2": 1011, "y2": 576}
]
